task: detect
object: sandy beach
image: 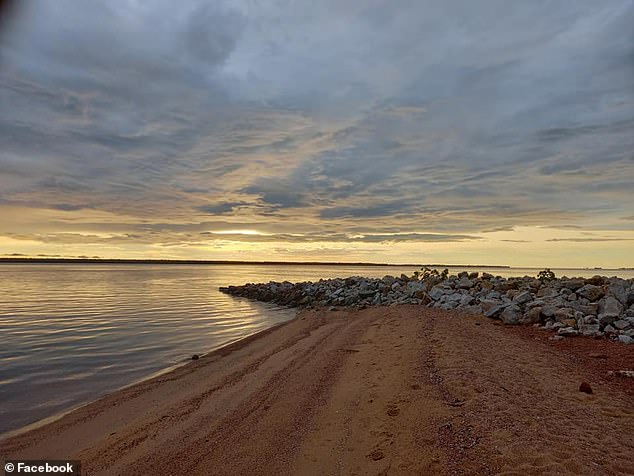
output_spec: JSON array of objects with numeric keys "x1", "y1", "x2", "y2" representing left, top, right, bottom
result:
[{"x1": 1, "y1": 306, "x2": 633, "y2": 475}]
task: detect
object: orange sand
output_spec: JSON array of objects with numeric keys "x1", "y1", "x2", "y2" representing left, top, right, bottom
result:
[{"x1": 1, "y1": 306, "x2": 633, "y2": 475}]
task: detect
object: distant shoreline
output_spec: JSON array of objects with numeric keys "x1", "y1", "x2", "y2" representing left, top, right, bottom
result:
[
  {"x1": 0, "y1": 258, "x2": 632, "y2": 270},
  {"x1": 0, "y1": 257, "x2": 511, "y2": 268}
]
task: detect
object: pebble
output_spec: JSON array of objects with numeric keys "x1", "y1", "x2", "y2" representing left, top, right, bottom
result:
[
  {"x1": 579, "y1": 382, "x2": 593, "y2": 394},
  {"x1": 617, "y1": 335, "x2": 634, "y2": 345}
]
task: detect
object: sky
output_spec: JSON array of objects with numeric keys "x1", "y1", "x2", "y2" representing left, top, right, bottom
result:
[{"x1": 0, "y1": 0, "x2": 633, "y2": 267}]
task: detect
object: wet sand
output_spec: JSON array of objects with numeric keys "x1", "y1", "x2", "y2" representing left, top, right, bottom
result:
[{"x1": 1, "y1": 306, "x2": 633, "y2": 475}]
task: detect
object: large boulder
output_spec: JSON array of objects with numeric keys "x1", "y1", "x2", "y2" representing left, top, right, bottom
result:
[
  {"x1": 598, "y1": 296, "x2": 624, "y2": 324},
  {"x1": 537, "y1": 287, "x2": 558, "y2": 298},
  {"x1": 612, "y1": 319, "x2": 631, "y2": 330},
  {"x1": 485, "y1": 302, "x2": 511, "y2": 318},
  {"x1": 541, "y1": 304, "x2": 557, "y2": 318},
  {"x1": 585, "y1": 275, "x2": 605, "y2": 286},
  {"x1": 561, "y1": 279, "x2": 585, "y2": 291},
  {"x1": 406, "y1": 281, "x2": 424, "y2": 294},
  {"x1": 554, "y1": 307, "x2": 575, "y2": 322},
  {"x1": 500, "y1": 305, "x2": 522, "y2": 325},
  {"x1": 414, "y1": 290, "x2": 432, "y2": 305},
  {"x1": 457, "y1": 277, "x2": 474, "y2": 289},
  {"x1": 513, "y1": 291, "x2": 533, "y2": 305},
  {"x1": 447, "y1": 292, "x2": 464, "y2": 303},
  {"x1": 607, "y1": 279, "x2": 629, "y2": 306},
  {"x1": 429, "y1": 285, "x2": 450, "y2": 301},
  {"x1": 480, "y1": 299, "x2": 502, "y2": 313},
  {"x1": 521, "y1": 306, "x2": 543, "y2": 324},
  {"x1": 460, "y1": 294, "x2": 475, "y2": 306}
]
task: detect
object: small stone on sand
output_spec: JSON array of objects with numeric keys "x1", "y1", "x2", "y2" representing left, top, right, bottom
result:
[{"x1": 579, "y1": 382, "x2": 592, "y2": 394}]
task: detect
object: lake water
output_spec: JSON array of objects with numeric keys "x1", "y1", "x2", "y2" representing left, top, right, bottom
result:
[{"x1": 1, "y1": 263, "x2": 632, "y2": 436}]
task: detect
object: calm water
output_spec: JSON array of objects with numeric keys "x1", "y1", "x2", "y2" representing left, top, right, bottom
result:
[{"x1": 1, "y1": 263, "x2": 632, "y2": 436}]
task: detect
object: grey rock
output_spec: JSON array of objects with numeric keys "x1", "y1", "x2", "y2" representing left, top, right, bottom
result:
[
  {"x1": 558, "y1": 327, "x2": 580, "y2": 337},
  {"x1": 463, "y1": 304, "x2": 483, "y2": 314},
  {"x1": 581, "y1": 315, "x2": 597, "y2": 323},
  {"x1": 479, "y1": 299, "x2": 501, "y2": 313},
  {"x1": 603, "y1": 324, "x2": 617, "y2": 334},
  {"x1": 613, "y1": 319, "x2": 631, "y2": 330},
  {"x1": 526, "y1": 299, "x2": 546, "y2": 309},
  {"x1": 541, "y1": 304, "x2": 557, "y2": 318},
  {"x1": 537, "y1": 287, "x2": 559, "y2": 298},
  {"x1": 460, "y1": 294, "x2": 475, "y2": 306},
  {"x1": 487, "y1": 291, "x2": 502, "y2": 300},
  {"x1": 579, "y1": 323, "x2": 600, "y2": 335},
  {"x1": 554, "y1": 307, "x2": 575, "y2": 322},
  {"x1": 382, "y1": 275, "x2": 396, "y2": 285},
  {"x1": 561, "y1": 278, "x2": 585, "y2": 291},
  {"x1": 598, "y1": 296, "x2": 623, "y2": 322},
  {"x1": 359, "y1": 289, "x2": 376, "y2": 298},
  {"x1": 500, "y1": 304, "x2": 522, "y2": 325},
  {"x1": 513, "y1": 291, "x2": 533, "y2": 305},
  {"x1": 576, "y1": 284, "x2": 604, "y2": 302},
  {"x1": 521, "y1": 307, "x2": 543, "y2": 324},
  {"x1": 484, "y1": 302, "x2": 511, "y2": 318},
  {"x1": 429, "y1": 286, "x2": 449, "y2": 301},
  {"x1": 448, "y1": 292, "x2": 464, "y2": 302},
  {"x1": 618, "y1": 335, "x2": 634, "y2": 345},
  {"x1": 457, "y1": 277, "x2": 474, "y2": 289},
  {"x1": 607, "y1": 279, "x2": 629, "y2": 305},
  {"x1": 575, "y1": 303, "x2": 599, "y2": 315}
]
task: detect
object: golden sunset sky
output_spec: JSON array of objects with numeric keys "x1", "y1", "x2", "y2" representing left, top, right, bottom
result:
[{"x1": 1, "y1": 1, "x2": 633, "y2": 267}]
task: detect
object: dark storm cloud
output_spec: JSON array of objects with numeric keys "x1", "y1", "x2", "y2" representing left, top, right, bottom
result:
[
  {"x1": 197, "y1": 202, "x2": 249, "y2": 215},
  {"x1": 0, "y1": 0, "x2": 633, "y2": 250},
  {"x1": 320, "y1": 202, "x2": 414, "y2": 219}
]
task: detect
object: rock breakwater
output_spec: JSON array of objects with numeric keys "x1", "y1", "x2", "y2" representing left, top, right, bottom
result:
[{"x1": 220, "y1": 271, "x2": 634, "y2": 341}]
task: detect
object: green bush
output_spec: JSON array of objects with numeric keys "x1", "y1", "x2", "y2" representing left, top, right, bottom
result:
[{"x1": 537, "y1": 268, "x2": 556, "y2": 282}]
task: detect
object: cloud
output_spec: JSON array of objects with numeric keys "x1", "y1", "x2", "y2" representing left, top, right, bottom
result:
[
  {"x1": 547, "y1": 237, "x2": 634, "y2": 243},
  {"x1": 197, "y1": 202, "x2": 249, "y2": 215},
  {"x1": 320, "y1": 202, "x2": 414, "y2": 219},
  {"x1": 0, "y1": 0, "x2": 632, "y2": 263}
]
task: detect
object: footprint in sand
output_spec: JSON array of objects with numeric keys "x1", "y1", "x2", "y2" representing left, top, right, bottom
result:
[
  {"x1": 367, "y1": 449, "x2": 385, "y2": 461},
  {"x1": 386, "y1": 404, "x2": 400, "y2": 417}
]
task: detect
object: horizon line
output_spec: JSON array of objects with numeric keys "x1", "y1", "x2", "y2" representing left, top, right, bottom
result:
[{"x1": 1, "y1": 257, "x2": 631, "y2": 270}]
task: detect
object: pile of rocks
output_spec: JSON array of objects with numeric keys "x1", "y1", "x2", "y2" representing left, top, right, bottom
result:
[{"x1": 220, "y1": 272, "x2": 634, "y2": 342}]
